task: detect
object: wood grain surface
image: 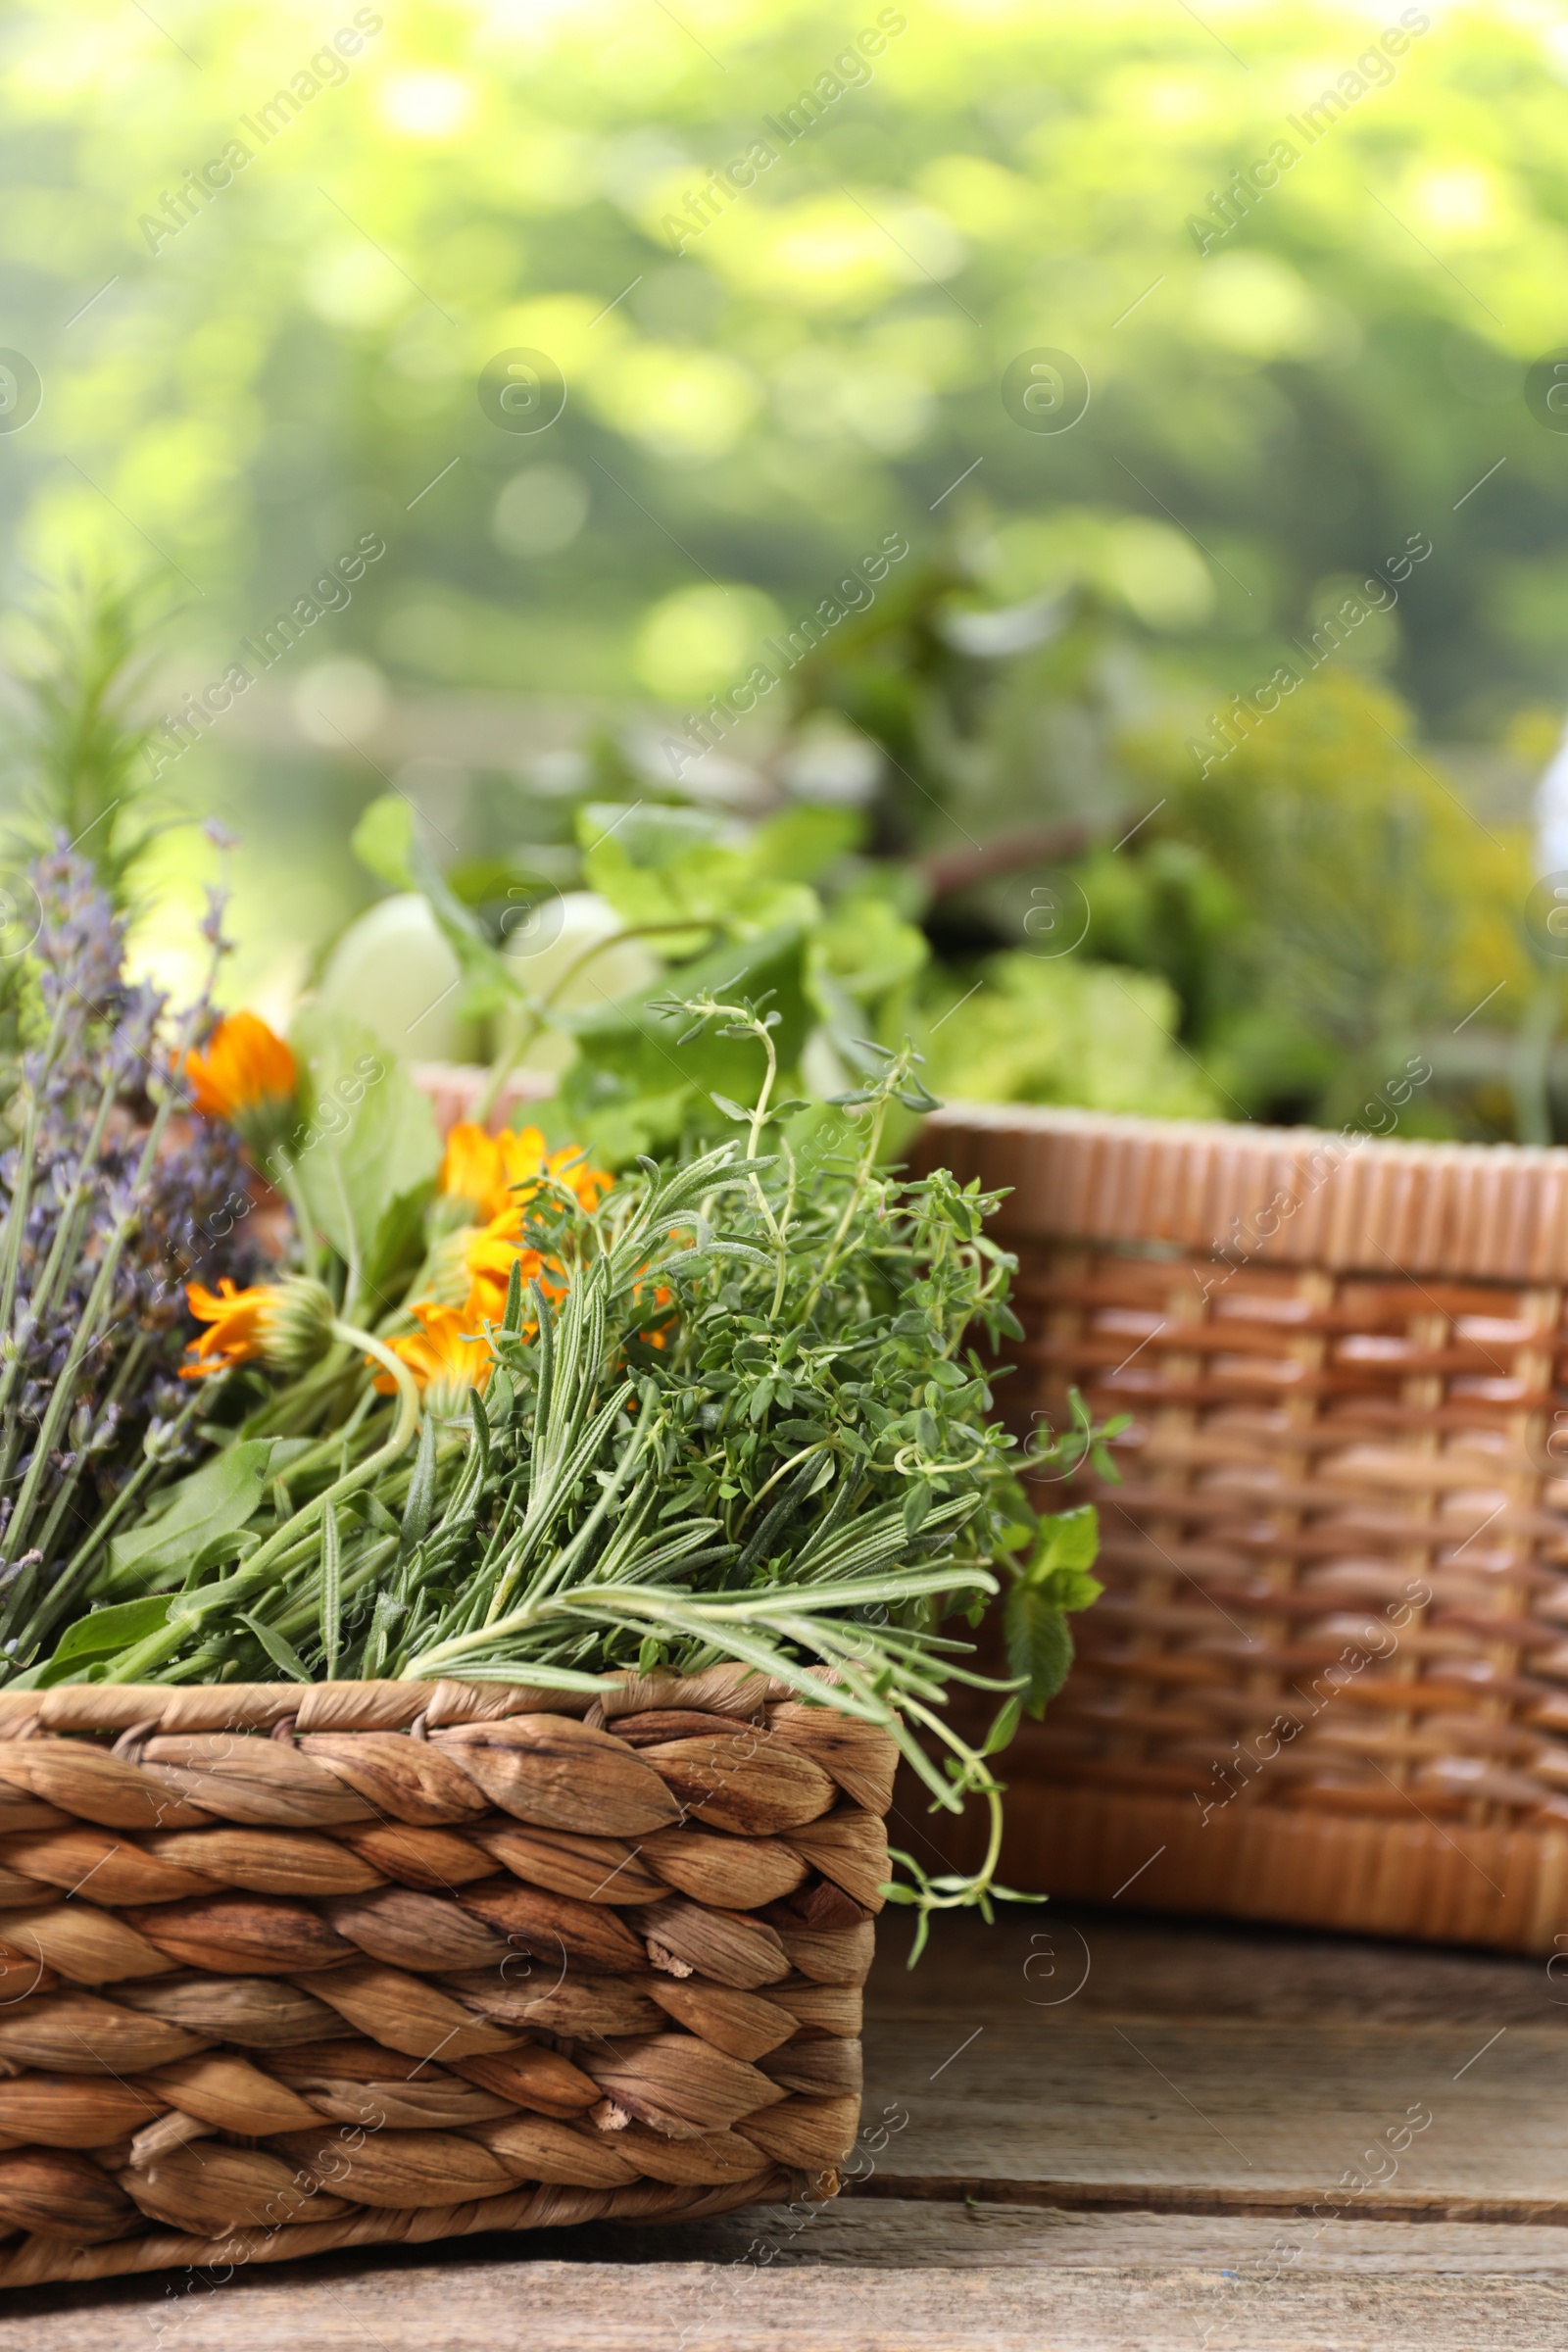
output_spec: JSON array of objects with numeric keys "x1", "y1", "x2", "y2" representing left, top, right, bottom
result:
[{"x1": 5, "y1": 1903, "x2": 1566, "y2": 2350}]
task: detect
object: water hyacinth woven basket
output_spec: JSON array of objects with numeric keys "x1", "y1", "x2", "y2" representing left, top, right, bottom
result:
[
  {"x1": 917, "y1": 1102, "x2": 1568, "y2": 1956},
  {"x1": 0, "y1": 1669, "x2": 892, "y2": 2289}
]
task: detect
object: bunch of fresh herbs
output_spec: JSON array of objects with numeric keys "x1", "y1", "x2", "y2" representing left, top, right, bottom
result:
[{"x1": 37, "y1": 1004, "x2": 1110, "y2": 1935}]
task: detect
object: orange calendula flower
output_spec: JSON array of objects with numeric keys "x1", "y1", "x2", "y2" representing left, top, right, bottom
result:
[
  {"x1": 186, "y1": 1012, "x2": 298, "y2": 1154},
  {"x1": 374, "y1": 1298, "x2": 495, "y2": 1417},
  {"x1": 182, "y1": 1279, "x2": 269, "y2": 1375},
  {"x1": 462, "y1": 1214, "x2": 558, "y2": 1320},
  {"x1": 436, "y1": 1122, "x2": 611, "y2": 1229},
  {"x1": 181, "y1": 1275, "x2": 334, "y2": 1378},
  {"x1": 436, "y1": 1121, "x2": 502, "y2": 1218}
]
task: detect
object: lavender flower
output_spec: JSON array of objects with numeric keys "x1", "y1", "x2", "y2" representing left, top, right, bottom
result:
[{"x1": 0, "y1": 846, "x2": 258, "y2": 1668}]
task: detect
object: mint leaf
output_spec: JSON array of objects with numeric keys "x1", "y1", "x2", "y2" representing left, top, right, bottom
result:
[
  {"x1": 1004, "y1": 1583, "x2": 1075, "y2": 1718},
  {"x1": 1019, "y1": 1505, "x2": 1104, "y2": 1608}
]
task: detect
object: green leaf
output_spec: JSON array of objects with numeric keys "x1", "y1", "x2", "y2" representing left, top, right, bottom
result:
[
  {"x1": 352, "y1": 794, "x2": 523, "y2": 1021},
  {"x1": 1004, "y1": 1584, "x2": 1075, "y2": 1719},
  {"x1": 351, "y1": 794, "x2": 417, "y2": 891},
  {"x1": 52, "y1": 1594, "x2": 172, "y2": 1665},
  {"x1": 401, "y1": 1416, "x2": 437, "y2": 1556},
  {"x1": 286, "y1": 1006, "x2": 440, "y2": 1290},
  {"x1": 580, "y1": 801, "x2": 725, "y2": 879},
  {"x1": 101, "y1": 1441, "x2": 279, "y2": 1595},
  {"x1": 237, "y1": 1613, "x2": 312, "y2": 1683},
  {"x1": 743, "y1": 804, "x2": 863, "y2": 884},
  {"x1": 363, "y1": 1182, "x2": 434, "y2": 1303},
  {"x1": 710, "y1": 1094, "x2": 752, "y2": 1123},
  {"x1": 983, "y1": 1692, "x2": 1023, "y2": 1755},
  {"x1": 810, "y1": 892, "x2": 929, "y2": 1008},
  {"x1": 578, "y1": 799, "x2": 822, "y2": 950},
  {"x1": 1021, "y1": 1505, "x2": 1102, "y2": 1612},
  {"x1": 1047, "y1": 1567, "x2": 1103, "y2": 1612},
  {"x1": 554, "y1": 923, "x2": 816, "y2": 1164},
  {"x1": 320, "y1": 1499, "x2": 342, "y2": 1681},
  {"x1": 903, "y1": 1479, "x2": 932, "y2": 1538},
  {"x1": 1040, "y1": 1504, "x2": 1100, "y2": 1570}
]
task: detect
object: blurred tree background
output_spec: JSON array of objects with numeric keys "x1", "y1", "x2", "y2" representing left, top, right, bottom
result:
[{"x1": 1, "y1": 0, "x2": 1564, "y2": 1137}]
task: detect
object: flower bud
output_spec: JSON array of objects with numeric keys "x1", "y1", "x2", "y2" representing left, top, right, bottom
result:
[{"x1": 257, "y1": 1276, "x2": 337, "y2": 1374}]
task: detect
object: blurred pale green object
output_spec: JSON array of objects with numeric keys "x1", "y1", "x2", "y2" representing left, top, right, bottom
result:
[
  {"x1": 923, "y1": 953, "x2": 1218, "y2": 1119},
  {"x1": 495, "y1": 889, "x2": 662, "y2": 1074},
  {"x1": 314, "y1": 891, "x2": 480, "y2": 1064}
]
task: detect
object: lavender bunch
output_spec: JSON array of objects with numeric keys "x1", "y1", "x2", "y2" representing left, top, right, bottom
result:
[{"x1": 0, "y1": 847, "x2": 256, "y2": 1671}]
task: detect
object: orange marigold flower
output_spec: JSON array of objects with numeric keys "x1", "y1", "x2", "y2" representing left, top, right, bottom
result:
[
  {"x1": 436, "y1": 1121, "x2": 611, "y2": 1228},
  {"x1": 186, "y1": 1012, "x2": 297, "y2": 1154},
  {"x1": 436, "y1": 1121, "x2": 501, "y2": 1217},
  {"x1": 181, "y1": 1275, "x2": 334, "y2": 1378},
  {"x1": 466, "y1": 1215, "x2": 550, "y2": 1288},
  {"x1": 442, "y1": 1132, "x2": 609, "y2": 1321},
  {"x1": 374, "y1": 1298, "x2": 495, "y2": 1416},
  {"x1": 462, "y1": 1220, "x2": 562, "y2": 1326},
  {"x1": 182, "y1": 1279, "x2": 269, "y2": 1375}
]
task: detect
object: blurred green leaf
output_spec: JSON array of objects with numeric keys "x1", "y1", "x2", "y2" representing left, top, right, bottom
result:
[
  {"x1": 351, "y1": 795, "x2": 416, "y2": 894},
  {"x1": 287, "y1": 1005, "x2": 440, "y2": 1295}
]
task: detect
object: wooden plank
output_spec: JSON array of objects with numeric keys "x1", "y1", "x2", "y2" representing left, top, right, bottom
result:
[
  {"x1": 856, "y1": 1906, "x2": 1568, "y2": 2216},
  {"x1": 864, "y1": 1895, "x2": 1567, "y2": 2026},
  {"x1": 858, "y1": 2017, "x2": 1568, "y2": 2211},
  {"x1": 2, "y1": 2225, "x2": 1564, "y2": 2352},
  {"x1": 611, "y1": 2198, "x2": 1568, "y2": 2270}
]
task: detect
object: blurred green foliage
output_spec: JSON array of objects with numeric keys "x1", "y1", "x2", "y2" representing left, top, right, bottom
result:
[
  {"x1": 1116, "y1": 666, "x2": 1534, "y2": 1127},
  {"x1": 922, "y1": 951, "x2": 1218, "y2": 1119},
  {"x1": 0, "y1": 0, "x2": 1560, "y2": 1137},
  {"x1": 4, "y1": 0, "x2": 1565, "y2": 725},
  {"x1": 1, "y1": 578, "x2": 176, "y2": 907}
]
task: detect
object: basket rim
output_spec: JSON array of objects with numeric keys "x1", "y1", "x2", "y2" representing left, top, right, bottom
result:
[
  {"x1": 922, "y1": 1099, "x2": 1568, "y2": 1164},
  {"x1": 918, "y1": 1102, "x2": 1568, "y2": 1281},
  {"x1": 0, "y1": 1665, "x2": 829, "y2": 1740}
]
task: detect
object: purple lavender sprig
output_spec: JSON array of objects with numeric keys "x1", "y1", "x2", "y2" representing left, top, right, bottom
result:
[{"x1": 0, "y1": 846, "x2": 258, "y2": 1671}]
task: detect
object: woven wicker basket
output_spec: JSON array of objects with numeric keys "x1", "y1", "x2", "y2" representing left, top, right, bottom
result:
[
  {"x1": 917, "y1": 1102, "x2": 1568, "y2": 1956},
  {"x1": 0, "y1": 1671, "x2": 890, "y2": 2290}
]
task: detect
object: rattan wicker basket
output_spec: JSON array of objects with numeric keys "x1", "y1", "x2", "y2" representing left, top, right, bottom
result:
[
  {"x1": 0, "y1": 1671, "x2": 889, "y2": 2289},
  {"x1": 917, "y1": 1102, "x2": 1568, "y2": 1956}
]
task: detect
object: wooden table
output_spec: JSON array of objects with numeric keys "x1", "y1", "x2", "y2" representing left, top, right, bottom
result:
[{"x1": 4, "y1": 1903, "x2": 1566, "y2": 2350}]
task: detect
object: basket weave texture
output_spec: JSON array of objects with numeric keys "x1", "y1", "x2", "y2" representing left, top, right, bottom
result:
[
  {"x1": 0, "y1": 1669, "x2": 892, "y2": 2290},
  {"x1": 919, "y1": 1104, "x2": 1568, "y2": 1954}
]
